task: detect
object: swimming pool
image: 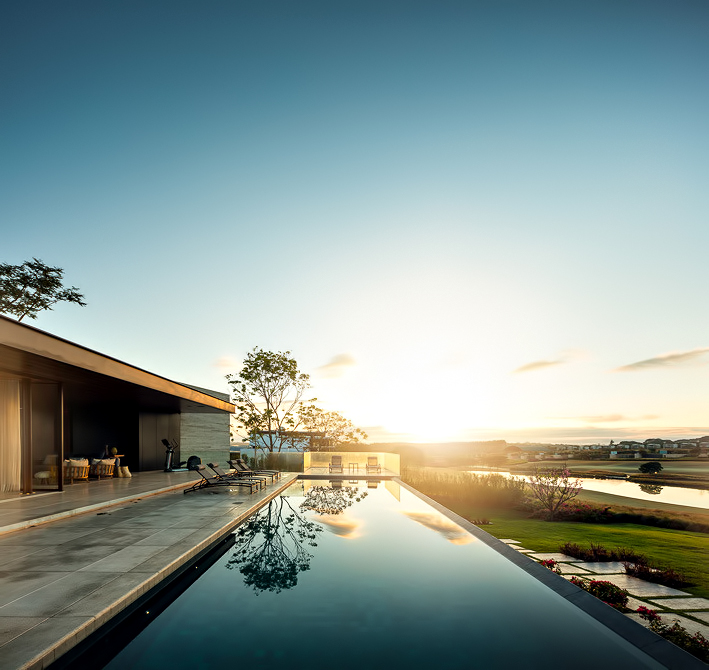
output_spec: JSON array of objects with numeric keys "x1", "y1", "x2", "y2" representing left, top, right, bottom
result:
[{"x1": 102, "y1": 479, "x2": 665, "y2": 669}]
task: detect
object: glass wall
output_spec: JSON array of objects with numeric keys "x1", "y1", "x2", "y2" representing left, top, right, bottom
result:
[{"x1": 31, "y1": 383, "x2": 61, "y2": 491}]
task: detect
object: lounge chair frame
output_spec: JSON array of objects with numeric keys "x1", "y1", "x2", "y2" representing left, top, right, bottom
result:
[{"x1": 184, "y1": 466, "x2": 260, "y2": 495}]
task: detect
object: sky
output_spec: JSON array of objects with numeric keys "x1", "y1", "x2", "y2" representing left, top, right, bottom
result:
[{"x1": 2, "y1": 0, "x2": 708, "y2": 444}]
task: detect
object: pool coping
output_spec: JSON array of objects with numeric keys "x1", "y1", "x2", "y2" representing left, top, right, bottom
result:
[{"x1": 396, "y1": 479, "x2": 706, "y2": 670}]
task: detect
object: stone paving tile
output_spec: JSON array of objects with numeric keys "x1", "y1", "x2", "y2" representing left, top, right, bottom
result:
[
  {"x1": 2, "y1": 544, "x2": 119, "y2": 573},
  {"x1": 572, "y1": 561, "x2": 627, "y2": 574},
  {"x1": 510, "y1": 546, "x2": 534, "y2": 552},
  {"x1": 0, "y1": 545, "x2": 45, "y2": 563},
  {"x1": 526, "y1": 552, "x2": 582, "y2": 562},
  {"x1": 0, "y1": 572, "x2": 117, "y2": 617},
  {"x1": 625, "y1": 612, "x2": 709, "y2": 638},
  {"x1": 0, "y1": 572, "x2": 69, "y2": 608},
  {"x1": 0, "y1": 615, "x2": 94, "y2": 670},
  {"x1": 134, "y1": 526, "x2": 200, "y2": 546},
  {"x1": 57, "y1": 572, "x2": 150, "y2": 617},
  {"x1": 0, "y1": 616, "x2": 46, "y2": 646},
  {"x1": 0, "y1": 527, "x2": 99, "y2": 547},
  {"x1": 557, "y1": 563, "x2": 590, "y2": 574},
  {"x1": 648, "y1": 597, "x2": 709, "y2": 611},
  {"x1": 692, "y1": 612, "x2": 709, "y2": 624},
  {"x1": 498, "y1": 539, "x2": 520, "y2": 544},
  {"x1": 594, "y1": 574, "x2": 689, "y2": 598},
  {"x1": 79, "y1": 545, "x2": 168, "y2": 572},
  {"x1": 69, "y1": 526, "x2": 159, "y2": 543}
]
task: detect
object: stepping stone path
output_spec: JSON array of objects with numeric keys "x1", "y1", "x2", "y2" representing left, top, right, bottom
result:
[{"x1": 505, "y1": 539, "x2": 709, "y2": 639}]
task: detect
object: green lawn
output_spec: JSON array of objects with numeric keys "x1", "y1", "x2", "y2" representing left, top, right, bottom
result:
[{"x1": 435, "y1": 497, "x2": 709, "y2": 598}]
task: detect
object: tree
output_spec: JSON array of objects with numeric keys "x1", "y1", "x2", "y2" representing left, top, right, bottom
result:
[
  {"x1": 0, "y1": 258, "x2": 86, "y2": 321},
  {"x1": 527, "y1": 467, "x2": 582, "y2": 520},
  {"x1": 298, "y1": 406, "x2": 368, "y2": 450},
  {"x1": 226, "y1": 348, "x2": 313, "y2": 452},
  {"x1": 638, "y1": 461, "x2": 663, "y2": 474}
]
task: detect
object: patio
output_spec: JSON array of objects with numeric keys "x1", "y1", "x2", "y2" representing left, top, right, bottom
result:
[{"x1": 0, "y1": 471, "x2": 202, "y2": 535}]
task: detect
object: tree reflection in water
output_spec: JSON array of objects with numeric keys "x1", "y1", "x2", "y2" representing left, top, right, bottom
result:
[
  {"x1": 300, "y1": 485, "x2": 367, "y2": 515},
  {"x1": 226, "y1": 497, "x2": 322, "y2": 594},
  {"x1": 227, "y1": 485, "x2": 369, "y2": 593},
  {"x1": 638, "y1": 483, "x2": 663, "y2": 495}
]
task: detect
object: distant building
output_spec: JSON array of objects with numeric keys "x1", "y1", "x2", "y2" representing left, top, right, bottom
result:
[{"x1": 248, "y1": 430, "x2": 329, "y2": 452}]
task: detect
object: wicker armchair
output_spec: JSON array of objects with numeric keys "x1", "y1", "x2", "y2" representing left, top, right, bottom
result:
[
  {"x1": 64, "y1": 460, "x2": 90, "y2": 484},
  {"x1": 89, "y1": 459, "x2": 116, "y2": 480}
]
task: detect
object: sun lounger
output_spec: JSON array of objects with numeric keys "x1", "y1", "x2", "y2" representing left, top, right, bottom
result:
[
  {"x1": 228, "y1": 459, "x2": 280, "y2": 482},
  {"x1": 366, "y1": 456, "x2": 381, "y2": 474},
  {"x1": 183, "y1": 464, "x2": 260, "y2": 494},
  {"x1": 329, "y1": 455, "x2": 343, "y2": 474},
  {"x1": 207, "y1": 462, "x2": 266, "y2": 488}
]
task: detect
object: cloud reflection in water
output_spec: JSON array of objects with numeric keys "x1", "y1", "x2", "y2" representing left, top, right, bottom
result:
[{"x1": 401, "y1": 510, "x2": 475, "y2": 545}]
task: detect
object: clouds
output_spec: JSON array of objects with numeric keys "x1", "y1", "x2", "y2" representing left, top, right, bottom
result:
[
  {"x1": 513, "y1": 350, "x2": 583, "y2": 374},
  {"x1": 559, "y1": 414, "x2": 660, "y2": 424},
  {"x1": 315, "y1": 353, "x2": 356, "y2": 378},
  {"x1": 213, "y1": 355, "x2": 241, "y2": 371},
  {"x1": 614, "y1": 348, "x2": 709, "y2": 372},
  {"x1": 513, "y1": 358, "x2": 565, "y2": 374}
]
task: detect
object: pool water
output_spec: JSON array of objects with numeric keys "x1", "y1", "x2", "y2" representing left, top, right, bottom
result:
[{"x1": 105, "y1": 480, "x2": 663, "y2": 669}]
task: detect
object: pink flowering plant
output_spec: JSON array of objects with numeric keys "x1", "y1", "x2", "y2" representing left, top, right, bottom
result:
[
  {"x1": 539, "y1": 559, "x2": 562, "y2": 575},
  {"x1": 569, "y1": 577, "x2": 629, "y2": 611},
  {"x1": 637, "y1": 607, "x2": 709, "y2": 662}
]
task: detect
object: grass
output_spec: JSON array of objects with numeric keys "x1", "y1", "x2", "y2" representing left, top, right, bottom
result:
[{"x1": 436, "y1": 499, "x2": 709, "y2": 598}]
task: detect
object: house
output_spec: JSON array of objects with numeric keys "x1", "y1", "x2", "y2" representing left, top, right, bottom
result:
[
  {"x1": 0, "y1": 316, "x2": 235, "y2": 494},
  {"x1": 248, "y1": 430, "x2": 329, "y2": 452}
]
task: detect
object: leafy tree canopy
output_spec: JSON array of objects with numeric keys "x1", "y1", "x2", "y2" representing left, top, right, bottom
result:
[
  {"x1": 227, "y1": 348, "x2": 313, "y2": 452},
  {"x1": 638, "y1": 461, "x2": 663, "y2": 474},
  {"x1": 0, "y1": 258, "x2": 86, "y2": 322},
  {"x1": 298, "y1": 406, "x2": 367, "y2": 449}
]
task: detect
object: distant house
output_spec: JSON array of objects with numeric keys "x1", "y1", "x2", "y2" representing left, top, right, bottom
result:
[
  {"x1": 248, "y1": 430, "x2": 329, "y2": 452},
  {"x1": 503, "y1": 445, "x2": 525, "y2": 461},
  {"x1": 0, "y1": 316, "x2": 234, "y2": 494}
]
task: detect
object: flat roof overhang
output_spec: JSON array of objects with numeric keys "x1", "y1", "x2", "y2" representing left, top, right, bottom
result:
[{"x1": 0, "y1": 316, "x2": 235, "y2": 414}]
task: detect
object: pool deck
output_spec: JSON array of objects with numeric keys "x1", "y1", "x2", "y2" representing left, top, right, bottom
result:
[{"x1": 0, "y1": 471, "x2": 297, "y2": 670}]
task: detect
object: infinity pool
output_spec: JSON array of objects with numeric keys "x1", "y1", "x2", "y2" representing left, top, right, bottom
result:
[{"x1": 104, "y1": 480, "x2": 663, "y2": 669}]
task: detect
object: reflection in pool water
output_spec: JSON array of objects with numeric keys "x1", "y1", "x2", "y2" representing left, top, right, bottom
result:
[
  {"x1": 227, "y1": 496, "x2": 322, "y2": 594},
  {"x1": 105, "y1": 480, "x2": 664, "y2": 670}
]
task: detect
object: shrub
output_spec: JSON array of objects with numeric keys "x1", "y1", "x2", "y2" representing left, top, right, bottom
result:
[
  {"x1": 637, "y1": 607, "x2": 709, "y2": 662},
  {"x1": 559, "y1": 541, "x2": 646, "y2": 564},
  {"x1": 569, "y1": 577, "x2": 629, "y2": 610},
  {"x1": 624, "y1": 562, "x2": 690, "y2": 588}
]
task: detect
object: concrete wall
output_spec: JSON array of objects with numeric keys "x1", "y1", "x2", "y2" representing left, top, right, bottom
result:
[{"x1": 180, "y1": 412, "x2": 231, "y2": 467}]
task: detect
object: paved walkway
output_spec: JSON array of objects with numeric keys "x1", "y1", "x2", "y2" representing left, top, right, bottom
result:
[
  {"x1": 0, "y1": 471, "x2": 201, "y2": 534},
  {"x1": 501, "y1": 539, "x2": 709, "y2": 639},
  {"x1": 0, "y1": 473, "x2": 297, "y2": 670}
]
